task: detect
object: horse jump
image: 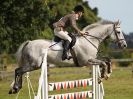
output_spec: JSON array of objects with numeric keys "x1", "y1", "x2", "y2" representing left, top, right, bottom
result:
[{"x1": 34, "y1": 49, "x2": 104, "y2": 99}]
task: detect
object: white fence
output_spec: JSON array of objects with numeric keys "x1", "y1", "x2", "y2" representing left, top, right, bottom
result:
[{"x1": 34, "y1": 49, "x2": 104, "y2": 99}]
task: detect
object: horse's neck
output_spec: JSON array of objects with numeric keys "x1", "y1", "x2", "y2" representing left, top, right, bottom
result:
[
  {"x1": 86, "y1": 25, "x2": 111, "y2": 43},
  {"x1": 73, "y1": 37, "x2": 99, "y2": 64},
  {"x1": 77, "y1": 36, "x2": 100, "y2": 51}
]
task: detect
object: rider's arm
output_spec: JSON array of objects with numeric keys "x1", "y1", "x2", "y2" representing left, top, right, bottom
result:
[
  {"x1": 70, "y1": 15, "x2": 83, "y2": 34},
  {"x1": 71, "y1": 19, "x2": 85, "y2": 35}
]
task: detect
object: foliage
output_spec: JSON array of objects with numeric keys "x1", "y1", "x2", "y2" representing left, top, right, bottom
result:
[
  {"x1": 0, "y1": 0, "x2": 98, "y2": 54},
  {"x1": 98, "y1": 37, "x2": 112, "y2": 58},
  {"x1": 118, "y1": 49, "x2": 131, "y2": 67},
  {"x1": 0, "y1": 0, "x2": 48, "y2": 53},
  {"x1": 125, "y1": 32, "x2": 133, "y2": 48},
  {"x1": 110, "y1": 49, "x2": 131, "y2": 67}
]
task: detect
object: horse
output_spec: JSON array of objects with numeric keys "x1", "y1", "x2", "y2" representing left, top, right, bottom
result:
[{"x1": 9, "y1": 20, "x2": 127, "y2": 94}]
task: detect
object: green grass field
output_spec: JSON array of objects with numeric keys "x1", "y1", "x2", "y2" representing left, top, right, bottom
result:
[{"x1": 0, "y1": 66, "x2": 133, "y2": 99}]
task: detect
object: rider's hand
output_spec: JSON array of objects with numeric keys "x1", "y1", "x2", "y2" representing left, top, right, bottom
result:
[
  {"x1": 79, "y1": 31, "x2": 85, "y2": 35},
  {"x1": 85, "y1": 32, "x2": 89, "y2": 35}
]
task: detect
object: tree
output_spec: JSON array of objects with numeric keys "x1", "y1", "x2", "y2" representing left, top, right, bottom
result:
[
  {"x1": 0, "y1": 0, "x2": 99, "y2": 53},
  {"x1": 0, "y1": 0, "x2": 50, "y2": 53}
]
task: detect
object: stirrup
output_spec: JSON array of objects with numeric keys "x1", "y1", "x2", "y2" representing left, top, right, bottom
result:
[
  {"x1": 62, "y1": 55, "x2": 72, "y2": 60},
  {"x1": 62, "y1": 54, "x2": 67, "y2": 60},
  {"x1": 67, "y1": 56, "x2": 73, "y2": 60}
]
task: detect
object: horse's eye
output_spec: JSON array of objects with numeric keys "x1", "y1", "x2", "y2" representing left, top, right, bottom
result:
[{"x1": 117, "y1": 31, "x2": 120, "y2": 34}]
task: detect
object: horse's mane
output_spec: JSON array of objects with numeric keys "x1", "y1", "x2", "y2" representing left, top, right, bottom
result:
[{"x1": 82, "y1": 20, "x2": 115, "y2": 32}]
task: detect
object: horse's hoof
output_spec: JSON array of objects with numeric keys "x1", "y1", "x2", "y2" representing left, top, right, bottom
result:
[
  {"x1": 67, "y1": 56, "x2": 72, "y2": 60},
  {"x1": 8, "y1": 89, "x2": 17, "y2": 94},
  {"x1": 9, "y1": 89, "x2": 13, "y2": 94},
  {"x1": 9, "y1": 86, "x2": 19, "y2": 94},
  {"x1": 98, "y1": 78, "x2": 103, "y2": 84},
  {"x1": 104, "y1": 76, "x2": 109, "y2": 80}
]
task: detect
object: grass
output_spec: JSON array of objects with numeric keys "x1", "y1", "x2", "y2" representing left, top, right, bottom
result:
[
  {"x1": 103, "y1": 67, "x2": 133, "y2": 99},
  {"x1": 0, "y1": 66, "x2": 133, "y2": 99}
]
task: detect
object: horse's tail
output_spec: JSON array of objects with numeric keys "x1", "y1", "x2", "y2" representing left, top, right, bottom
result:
[{"x1": 15, "y1": 40, "x2": 30, "y2": 64}]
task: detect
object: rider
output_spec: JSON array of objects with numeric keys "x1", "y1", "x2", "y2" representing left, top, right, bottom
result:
[{"x1": 53, "y1": 5, "x2": 85, "y2": 60}]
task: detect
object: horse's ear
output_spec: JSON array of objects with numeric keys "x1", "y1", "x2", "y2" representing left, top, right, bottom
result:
[{"x1": 115, "y1": 19, "x2": 120, "y2": 25}]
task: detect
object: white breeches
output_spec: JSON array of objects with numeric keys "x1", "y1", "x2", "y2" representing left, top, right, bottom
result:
[{"x1": 54, "y1": 28, "x2": 72, "y2": 42}]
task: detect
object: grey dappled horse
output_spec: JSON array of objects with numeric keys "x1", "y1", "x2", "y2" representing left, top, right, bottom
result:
[{"x1": 9, "y1": 20, "x2": 127, "y2": 94}]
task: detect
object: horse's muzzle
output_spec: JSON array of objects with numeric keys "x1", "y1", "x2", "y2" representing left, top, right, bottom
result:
[{"x1": 118, "y1": 40, "x2": 127, "y2": 49}]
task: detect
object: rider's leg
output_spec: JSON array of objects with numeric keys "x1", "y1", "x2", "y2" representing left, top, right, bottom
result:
[
  {"x1": 62, "y1": 40, "x2": 71, "y2": 60},
  {"x1": 54, "y1": 29, "x2": 72, "y2": 60},
  {"x1": 54, "y1": 30, "x2": 72, "y2": 42}
]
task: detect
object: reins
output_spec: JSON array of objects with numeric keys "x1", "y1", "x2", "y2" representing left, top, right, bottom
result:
[
  {"x1": 81, "y1": 32, "x2": 105, "y2": 54},
  {"x1": 82, "y1": 35, "x2": 99, "y2": 51}
]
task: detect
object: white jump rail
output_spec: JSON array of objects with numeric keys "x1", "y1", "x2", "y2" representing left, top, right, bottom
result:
[{"x1": 34, "y1": 49, "x2": 104, "y2": 99}]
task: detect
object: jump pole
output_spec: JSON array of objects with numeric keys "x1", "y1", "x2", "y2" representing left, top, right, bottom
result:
[{"x1": 34, "y1": 49, "x2": 48, "y2": 99}]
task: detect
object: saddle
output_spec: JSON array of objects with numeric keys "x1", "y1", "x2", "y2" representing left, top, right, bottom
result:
[{"x1": 50, "y1": 33, "x2": 76, "y2": 51}]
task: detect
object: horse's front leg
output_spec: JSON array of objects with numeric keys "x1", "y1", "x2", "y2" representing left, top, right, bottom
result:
[
  {"x1": 100, "y1": 62, "x2": 108, "y2": 81},
  {"x1": 100, "y1": 59, "x2": 112, "y2": 81},
  {"x1": 88, "y1": 58, "x2": 107, "y2": 83},
  {"x1": 105, "y1": 60, "x2": 112, "y2": 79}
]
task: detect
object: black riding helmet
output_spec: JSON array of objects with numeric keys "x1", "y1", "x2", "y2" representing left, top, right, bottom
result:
[{"x1": 74, "y1": 5, "x2": 84, "y2": 13}]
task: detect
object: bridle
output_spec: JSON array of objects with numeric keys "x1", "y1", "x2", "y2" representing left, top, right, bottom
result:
[{"x1": 113, "y1": 24, "x2": 125, "y2": 44}]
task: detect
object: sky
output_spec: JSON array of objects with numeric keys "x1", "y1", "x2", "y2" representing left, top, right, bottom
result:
[{"x1": 87, "y1": 0, "x2": 133, "y2": 34}]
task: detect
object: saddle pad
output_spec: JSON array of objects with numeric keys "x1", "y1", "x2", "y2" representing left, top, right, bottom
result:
[{"x1": 50, "y1": 41, "x2": 63, "y2": 51}]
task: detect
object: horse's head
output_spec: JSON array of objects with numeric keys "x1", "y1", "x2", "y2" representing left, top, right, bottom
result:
[
  {"x1": 110, "y1": 20, "x2": 127, "y2": 49},
  {"x1": 82, "y1": 20, "x2": 127, "y2": 49}
]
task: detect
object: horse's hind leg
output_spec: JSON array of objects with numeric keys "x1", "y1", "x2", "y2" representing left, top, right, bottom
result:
[
  {"x1": 9, "y1": 66, "x2": 39, "y2": 94},
  {"x1": 9, "y1": 67, "x2": 23, "y2": 94}
]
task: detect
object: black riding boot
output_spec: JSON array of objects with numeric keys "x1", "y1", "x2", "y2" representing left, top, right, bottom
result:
[{"x1": 62, "y1": 40, "x2": 71, "y2": 60}]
